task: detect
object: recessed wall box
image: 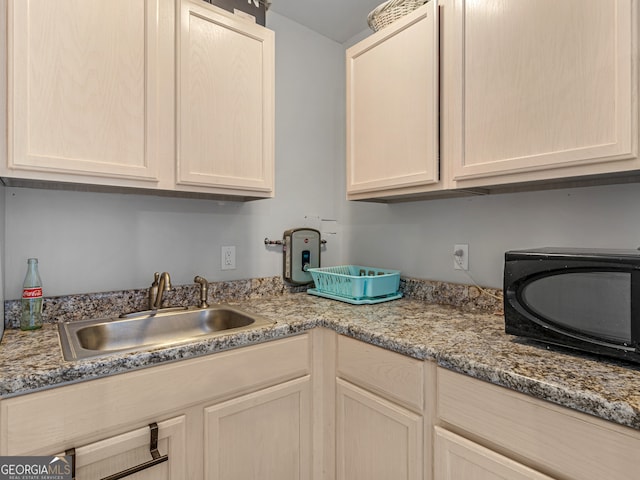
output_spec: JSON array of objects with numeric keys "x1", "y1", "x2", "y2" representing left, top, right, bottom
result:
[{"x1": 283, "y1": 228, "x2": 321, "y2": 285}]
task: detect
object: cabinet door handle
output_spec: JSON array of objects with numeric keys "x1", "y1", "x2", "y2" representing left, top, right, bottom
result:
[
  {"x1": 65, "y1": 448, "x2": 76, "y2": 480},
  {"x1": 100, "y1": 423, "x2": 168, "y2": 480}
]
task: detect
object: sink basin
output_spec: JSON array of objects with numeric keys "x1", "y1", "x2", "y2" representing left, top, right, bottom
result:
[{"x1": 58, "y1": 305, "x2": 275, "y2": 361}]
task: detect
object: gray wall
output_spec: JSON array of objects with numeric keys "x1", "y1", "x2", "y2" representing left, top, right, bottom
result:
[
  {"x1": 4, "y1": 13, "x2": 640, "y2": 300},
  {"x1": 342, "y1": 183, "x2": 640, "y2": 289}
]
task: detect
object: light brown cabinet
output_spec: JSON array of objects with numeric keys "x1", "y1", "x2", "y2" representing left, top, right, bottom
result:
[
  {"x1": 346, "y1": 2, "x2": 440, "y2": 200},
  {"x1": 2, "y1": 0, "x2": 274, "y2": 199},
  {"x1": 4, "y1": 329, "x2": 640, "y2": 479},
  {"x1": 443, "y1": 0, "x2": 638, "y2": 190},
  {"x1": 0, "y1": 335, "x2": 310, "y2": 479},
  {"x1": 57, "y1": 417, "x2": 187, "y2": 480},
  {"x1": 335, "y1": 335, "x2": 426, "y2": 480},
  {"x1": 176, "y1": 0, "x2": 274, "y2": 197},
  {"x1": 434, "y1": 427, "x2": 554, "y2": 480},
  {"x1": 436, "y1": 367, "x2": 640, "y2": 480},
  {"x1": 204, "y1": 376, "x2": 311, "y2": 480},
  {"x1": 336, "y1": 379, "x2": 422, "y2": 480},
  {"x1": 4, "y1": 0, "x2": 171, "y2": 188},
  {"x1": 332, "y1": 334, "x2": 640, "y2": 480},
  {"x1": 347, "y1": 0, "x2": 640, "y2": 201}
]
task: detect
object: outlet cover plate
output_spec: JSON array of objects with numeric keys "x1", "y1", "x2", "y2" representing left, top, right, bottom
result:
[
  {"x1": 221, "y1": 246, "x2": 236, "y2": 270},
  {"x1": 454, "y1": 244, "x2": 469, "y2": 270}
]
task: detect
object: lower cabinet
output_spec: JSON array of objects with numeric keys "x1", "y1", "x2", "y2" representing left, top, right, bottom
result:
[
  {"x1": 436, "y1": 367, "x2": 640, "y2": 480},
  {"x1": 0, "y1": 334, "x2": 311, "y2": 479},
  {"x1": 204, "y1": 376, "x2": 312, "y2": 480},
  {"x1": 434, "y1": 427, "x2": 554, "y2": 480},
  {"x1": 6, "y1": 330, "x2": 640, "y2": 480},
  {"x1": 335, "y1": 334, "x2": 426, "y2": 480},
  {"x1": 333, "y1": 338, "x2": 640, "y2": 480},
  {"x1": 336, "y1": 379, "x2": 422, "y2": 480},
  {"x1": 61, "y1": 416, "x2": 187, "y2": 479}
]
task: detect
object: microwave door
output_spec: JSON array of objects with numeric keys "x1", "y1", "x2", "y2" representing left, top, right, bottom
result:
[{"x1": 521, "y1": 271, "x2": 633, "y2": 346}]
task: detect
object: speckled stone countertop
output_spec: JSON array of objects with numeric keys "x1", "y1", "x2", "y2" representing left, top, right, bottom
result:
[{"x1": 2, "y1": 290, "x2": 640, "y2": 431}]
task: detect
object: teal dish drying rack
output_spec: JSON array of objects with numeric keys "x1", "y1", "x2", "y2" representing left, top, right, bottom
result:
[{"x1": 307, "y1": 265, "x2": 402, "y2": 304}]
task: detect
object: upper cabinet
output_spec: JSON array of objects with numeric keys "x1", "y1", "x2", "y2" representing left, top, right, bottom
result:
[
  {"x1": 2, "y1": 0, "x2": 275, "y2": 200},
  {"x1": 4, "y1": 0, "x2": 172, "y2": 187},
  {"x1": 177, "y1": 0, "x2": 274, "y2": 197},
  {"x1": 346, "y1": 2, "x2": 440, "y2": 201},
  {"x1": 444, "y1": 0, "x2": 638, "y2": 189},
  {"x1": 348, "y1": 0, "x2": 640, "y2": 201}
]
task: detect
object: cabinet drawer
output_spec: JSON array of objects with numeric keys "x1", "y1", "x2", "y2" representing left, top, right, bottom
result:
[
  {"x1": 337, "y1": 335, "x2": 423, "y2": 412},
  {"x1": 57, "y1": 416, "x2": 186, "y2": 480},
  {"x1": 437, "y1": 367, "x2": 640, "y2": 480},
  {"x1": 434, "y1": 426, "x2": 555, "y2": 480},
  {"x1": 1, "y1": 334, "x2": 310, "y2": 455}
]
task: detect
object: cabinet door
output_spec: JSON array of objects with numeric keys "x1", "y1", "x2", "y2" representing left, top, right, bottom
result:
[
  {"x1": 346, "y1": 2, "x2": 440, "y2": 201},
  {"x1": 7, "y1": 0, "x2": 169, "y2": 185},
  {"x1": 336, "y1": 378, "x2": 422, "y2": 480},
  {"x1": 434, "y1": 427, "x2": 555, "y2": 480},
  {"x1": 59, "y1": 416, "x2": 186, "y2": 480},
  {"x1": 204, "y1": 376, "x2": 311, "y2": 480},
  {"x1": 443, "y1": 0, "x2": 638, "y2": 188},
  {"x1": 177, "y1": 0, "x2": 275, "y2": 198}
]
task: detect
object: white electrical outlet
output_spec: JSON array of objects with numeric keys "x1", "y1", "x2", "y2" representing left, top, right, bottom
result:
[
  {"x1": 221, "y1": 246, "x2": 236, "y2": 270},
  {"x1": 454, "y1": 244, "x2": 469, "y2": 270}
]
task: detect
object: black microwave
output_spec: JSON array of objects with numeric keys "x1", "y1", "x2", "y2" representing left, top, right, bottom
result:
[{"x1": 504, "y1": 248, "x2": 640, "y2": 364}]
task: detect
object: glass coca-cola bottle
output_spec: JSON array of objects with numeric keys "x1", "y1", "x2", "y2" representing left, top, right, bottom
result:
[{"x1": 20, "y1": 258, "x2": 43, "y2": 330}]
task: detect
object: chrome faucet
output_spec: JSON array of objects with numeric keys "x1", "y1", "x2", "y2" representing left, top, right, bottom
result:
[
  {"x1": 149, "y1": 272, "x2": 172, "y2": 309},
  {"x1": 194, "y1": 276, "x2": 209, "y2": 308}
]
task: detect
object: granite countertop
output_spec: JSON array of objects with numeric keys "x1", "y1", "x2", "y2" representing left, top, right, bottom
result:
[{"x1": 1, "y1": 293, "x2": 640, "y2": 431}]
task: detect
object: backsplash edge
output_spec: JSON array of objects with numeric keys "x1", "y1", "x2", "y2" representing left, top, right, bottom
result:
[{"x1": 4, "y1": 276, "x2": 503, "y2": 328}]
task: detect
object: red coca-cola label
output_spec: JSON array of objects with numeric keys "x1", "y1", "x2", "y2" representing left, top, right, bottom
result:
[{"x1": 22, "y1": 287, "x2": 42, "y2": 299}]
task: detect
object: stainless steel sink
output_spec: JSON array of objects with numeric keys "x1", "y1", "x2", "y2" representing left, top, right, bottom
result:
[{"x1": 58, "y1": 305, "x2": 275, "y2": 361}]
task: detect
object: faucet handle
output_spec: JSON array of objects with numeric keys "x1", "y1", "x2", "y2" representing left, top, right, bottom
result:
[{"x1": 194, "y1": 276, "x2": 209, "y2": 309}]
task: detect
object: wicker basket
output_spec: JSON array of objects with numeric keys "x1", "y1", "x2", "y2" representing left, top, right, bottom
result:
[{"x1": 367, "y1": 0, "x2": 429, "y2": 32}]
